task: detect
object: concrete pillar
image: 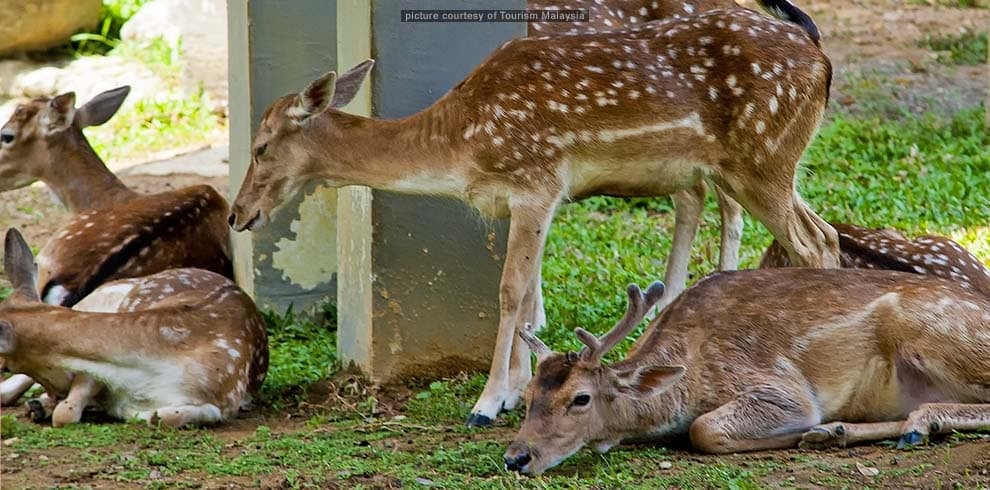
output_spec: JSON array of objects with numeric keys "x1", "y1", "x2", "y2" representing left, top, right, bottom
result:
[
  {"x1": 336, "y1": 0, "x2": 522, "y2": 382},
  {"x1": 227, "y1": 0, "x2": 339, "y2": 312}
]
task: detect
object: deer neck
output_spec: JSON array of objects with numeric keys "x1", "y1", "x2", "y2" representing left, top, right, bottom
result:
[
  {"x1": 311, "y1": 106, "x2": 470, "y2": 199},
  {"x1": 43, "y1": 130, "x2": 137, "y2": 212}
]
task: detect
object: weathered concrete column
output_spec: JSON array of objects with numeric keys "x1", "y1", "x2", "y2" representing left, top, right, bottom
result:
[
  {"x1": 336, "y1": 0, "x2": 522, "y2": 382},
  {"x1": 227, "y1": 1, "x2": 339, "y2": 311}
]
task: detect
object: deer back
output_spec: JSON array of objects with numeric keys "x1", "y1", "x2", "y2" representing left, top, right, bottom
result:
[
  {"x1": 37, "y1": 185, "x2": 233, "y2": 306},
  {"x1": 528, "y1": 0, "x2": 737, "y2": 35},
  {"x1": 760, "y1": 223, "x2": 990, "y2": 296}
]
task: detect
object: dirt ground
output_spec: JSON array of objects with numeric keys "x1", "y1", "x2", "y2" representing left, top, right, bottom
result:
[{"x1": 0, "y1": 0, "x2": 988, "y2": 487}]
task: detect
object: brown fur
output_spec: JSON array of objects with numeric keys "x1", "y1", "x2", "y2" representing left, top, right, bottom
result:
[
  {"x1": 0, "y1": 89, "x2": 233, "y2": 306},
  {"x1": 528, "y1": 0, "x2": 737, "y2": 35},
  {"x1": 760, "y1": 223, "x2": 990, "y2": 296},
  {"x1": 0, "y1": 229, "x2": 267, "y2": 427}
]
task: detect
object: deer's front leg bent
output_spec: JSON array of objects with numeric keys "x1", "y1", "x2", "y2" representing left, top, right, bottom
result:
[
  {"x1": 52, "y1": 373, "x2": 102, "y2": 427},
  {"x1": 467, "y1": 195, "x2": 559, "y2": 427}
]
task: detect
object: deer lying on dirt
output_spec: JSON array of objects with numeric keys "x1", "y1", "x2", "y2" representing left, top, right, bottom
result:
[
  {"x1": 506, "y1": 272, "x2": 990, "y2": 475},
  {"x1": 0, "y1": 86, "x2": 233, "y2": 307},
  {"x1": 760, "y1": 222, "x2": 990, "y2": 295},
  {"x1": 529, "y1": 0, "x2": 747, "y2": 312},
  {"x1": 0, "y1": 228, "x2": 268, "y2": 427},
  {"x1": 229, "y1": 1, "x2": 840, "y2": 426}
]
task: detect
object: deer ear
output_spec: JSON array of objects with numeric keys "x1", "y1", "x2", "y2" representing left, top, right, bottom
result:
[
  {"x1": 76, "y1": 86, "x2": 130, "y2": 128},
  {"x1": 614, "y1": 365, "x2": 685, "y2": 399},
  {"x1": 331, "y1": 59, "x2": 374, "y2": 109},
  {"x1": 0, "y1": 321, "x2": 15, "y2": 355},
  {"x1": 291, "y1": 71, "x2": 337, "y2": 122},
  {"x1": 3, "y1": 228, "x2": 39, "y2": 302},
  {"x1": 40, "y1": 92, "x2": 77, "y2": 134}
]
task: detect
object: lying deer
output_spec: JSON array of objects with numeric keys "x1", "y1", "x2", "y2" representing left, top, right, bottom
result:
[
  {"x1": 0, "y1": 228, "x2": 268, "y2": 427},
  {"x1": 507, "y1": 271, "x2": 990, "y2": 475},
  {"x1": 530, "y1": 0, "x2": 747, "y2": 312},
  {"x1": 761, "y1": 222, "x2": 990, "y2": 295},
  {"x1": 0, "y1": 87, "x2": 235, "y2": 405},
  {"x1": 229, "y1": 1, "x2": 840, "y2": 426},
  {"x1": 0, "y1": 86, "x2": 233, "y2": 307}
]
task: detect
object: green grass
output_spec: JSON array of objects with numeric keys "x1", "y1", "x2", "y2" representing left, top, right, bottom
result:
[
  {"x1": 920, "y1": 30, "x2": 989, "y2": 65},
  {"x1": 3, "y1": 107, "x2": 989, "y2": 487}
]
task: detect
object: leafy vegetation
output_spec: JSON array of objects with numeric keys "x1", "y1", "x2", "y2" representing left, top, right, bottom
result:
[
  {"x1": 920, "y1": 30, "x2": 989, "y2": 65},
  {"x1": 69, "y1": 0, "x2": 154, "y2": 56}
]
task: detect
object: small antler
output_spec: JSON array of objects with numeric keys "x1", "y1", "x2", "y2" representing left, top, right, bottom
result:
[
  {"x1": 576, "y1": 281, "x2": 665, "y2": 363},
  {"x1": 519, "y1": 322, "x2": 553, "y2": 363}
]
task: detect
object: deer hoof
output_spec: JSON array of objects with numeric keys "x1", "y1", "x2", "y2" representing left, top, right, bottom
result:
[
  {"x1": 465, "y1": 413, "x2": 493, "y2": 428},
  {"x1": 897, "y1": 430, "x2": 926, "y2": 449},
  {"x1": 26, "y1": 399, "x2": 49, "y2": 423}
]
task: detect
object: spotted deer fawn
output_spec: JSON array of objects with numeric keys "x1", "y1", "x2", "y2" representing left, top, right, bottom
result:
[
  {"x1": 0, "y1": 228, "x2": 268, "y2": 427},
  {"x1": 0, "y1": 86, "x2": 233, "y2": 307},
  {"x1": 507, "y1": 271, "x2": 990, "y2": 475},
  {"x1": 760, "y1": 223, "x2": 990, "y2": 295},
  {"x1": 0, "y1": 87, "x2": 234, "y2": 407},
  {"x1": 229, "y1": 1, "x2": 840, "y2": 426},
  {"x1": 530, "y1": 0, "x2": 748, "y2": 311}
]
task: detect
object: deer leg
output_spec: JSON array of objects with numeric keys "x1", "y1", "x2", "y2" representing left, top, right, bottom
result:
[
  {"x1": 0, "y1": 374, "x2": 37, "y2": 406},
  {"x1": 26, "y1": 392, "x2": 57, "y2": 423},
  {"x1": 51, "y1": 374, "x2": 102, "y2": 427},
  {"x1": 896, "y1": 403, "x2": 990, "y2": 448},
  {"x1": 150, "y1": 404, "x2": 224, "y2": 428},
  {"x1": 506, "y1": 267, "x2": 545, "y2": 410},
  {"x1": 719, "y1": 176, "x2": 838, "y2": 269},
  {"x1": 799, "y1": 421, "x2": 904, "y2": 449},
  {"x1": 714, "y1": 184, "x2": 744, "y2": 271},
  {"x1": 655, "y1": 183, "x2": 705, "y2": 312},
  {"x1": 467, "y1": 196, "x2": 558, "y2": 427},
  {"x1": 689, "y1": 383, "x2": 820, "y2": 453}
]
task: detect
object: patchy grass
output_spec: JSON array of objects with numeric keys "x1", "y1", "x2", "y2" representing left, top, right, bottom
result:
[
  {"x1": 920, "y1": 30, "x2": 989, "y2": 65},
  {"x1": 3, "y1": 107, "x2": 990, "y2": 487}
]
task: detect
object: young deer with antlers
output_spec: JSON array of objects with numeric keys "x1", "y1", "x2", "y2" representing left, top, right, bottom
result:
[
  {"x1": 229, "y1": 1, "x2": 840, "y2": 426},
  {"x1": 507, "y1": 270, "x2": 990, "y2": 475},
  {"x1": 0, "y1": 86, "x2": 233, "y2": 307},
  {"x1": 760, "y1": 222, "x2": 990, "y2": 295},
  {"x1": 0, "y1": 228, "x2": 267, "y2": 427}
]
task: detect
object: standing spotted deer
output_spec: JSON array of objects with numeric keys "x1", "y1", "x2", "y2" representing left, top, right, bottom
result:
[
  {"x1": 530, "y1": 0, "x2": 748, "y2": 312},
  {"x1": 0, "y1": 87, "x2": 234, "y2": 406},
  {"x1": 761, "y1": 222, "x2": 990, "y2": 295},
  {"x1": 229, "y1": 1, "x2": 840, "y2": 426},
  {"x1": 0, "y1": 228, "x2": 268, "y2": 427},
  {"x1": 507, "y1": 271, "x2": 990, "y2": 475}
]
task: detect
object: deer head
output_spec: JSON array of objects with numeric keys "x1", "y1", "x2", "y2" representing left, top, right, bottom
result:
[
  {"x1": 505, "y1": 282, "x2": 685, "y2": 475},
  {"x1": 0, "y1": 86, "x2": 130, "y2": 192},
  {"x1": 229, "y1": 60, "x2": 374, "y2": 231}
]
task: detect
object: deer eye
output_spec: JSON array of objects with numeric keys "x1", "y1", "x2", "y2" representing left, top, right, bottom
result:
[
  {"x1": 253, "y1": 143, "x2": 268, "y2": 158},
  {"x1": 571, "y1": 394, "x2": 591, "y2": 407},
  {"x1": 1, "y1": 129, "x2": 14, "y2": 145}
]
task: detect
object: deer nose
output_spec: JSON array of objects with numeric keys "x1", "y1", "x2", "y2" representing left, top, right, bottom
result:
[{"x1": 503, "y1": 445, "x2": 532, "y2": 472}]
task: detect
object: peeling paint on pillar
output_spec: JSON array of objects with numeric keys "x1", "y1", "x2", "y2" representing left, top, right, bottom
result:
[{"x1": 272, "y1": 185, "x2": 338, "y2": 290}]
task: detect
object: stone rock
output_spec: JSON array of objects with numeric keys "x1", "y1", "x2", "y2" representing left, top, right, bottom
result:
[
  {"x1": 121, "y1": 0, "x2": 228, "y2": 105},
  {"x1": 0, "y1": 0, "x2": 101, "y2": 56}
]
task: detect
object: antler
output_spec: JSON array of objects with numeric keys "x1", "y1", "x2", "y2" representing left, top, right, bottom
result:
[
  {"x1": 519, "y1": 322, "x2": 553, "y2": 363},
  {"x1": 576, "y1": 281, "x2": 665, "y2": 363}
]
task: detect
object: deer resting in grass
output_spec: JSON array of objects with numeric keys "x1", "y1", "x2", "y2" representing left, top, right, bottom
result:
[
  {"x1": 0, "y1": 228, "x2": 268, "y2": 427},
  {"x1": 0, "y1": 86, "x2": 233, "y2": 307},
  {"x1": 0, "y1": 87, "x2": 234, "y2": 405},
  {"x1": 507, "y1": 271, "x2": 990, "y2": 475},
  {"x1": 761, "y1": 222, "x2": 990, "y2": 295},
  {"x1": 229, "y1": 2, "x2": 840, "y2": 426}
]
